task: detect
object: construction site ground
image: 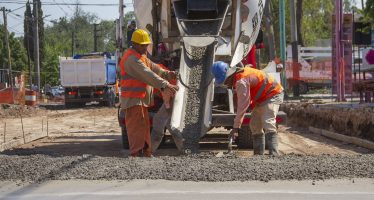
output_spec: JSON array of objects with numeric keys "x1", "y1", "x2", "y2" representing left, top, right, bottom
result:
[{"x1": 0, "y1": 104, "x2": 373, "y2": 184}]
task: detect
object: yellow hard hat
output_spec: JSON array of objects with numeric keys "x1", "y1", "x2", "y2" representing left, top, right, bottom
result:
[{"x1": 131, "y1": 29, "x2": 152, "y2": 45}]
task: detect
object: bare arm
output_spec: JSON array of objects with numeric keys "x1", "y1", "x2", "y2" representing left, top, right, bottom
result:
[{"x1": 233, "y1": 78, "x2": 251, "y2": 129}]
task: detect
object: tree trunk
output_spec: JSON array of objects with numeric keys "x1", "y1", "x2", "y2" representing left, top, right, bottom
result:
[
  {"x1": 264, "y1": 0, "x2": 276, "y2": 60},
  {"x1": 296, "y1": 0, "x2": 304, "y2": 46}
]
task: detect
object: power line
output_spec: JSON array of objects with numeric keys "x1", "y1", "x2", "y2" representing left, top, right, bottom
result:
[
  {"x1": 52, "y1": 0, "x2": 69, "y2": 16},
  {"x1": 61, "y1": 0, "x2": 74, "y2": 11},
  {"x1": 0, "y1": 1, "x2": 133, "y2": 6},
  {"x1": 10, "y1": 5, "x2": 26, "y2": 12}
]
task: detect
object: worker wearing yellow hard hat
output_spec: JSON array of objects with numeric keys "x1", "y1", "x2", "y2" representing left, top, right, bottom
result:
[
  {"x1": 131, "y1": 29, "x2": 152, "y2": 45},
  {"x1": 119, "y1": 28, "x2": 179, "y2": 157}
]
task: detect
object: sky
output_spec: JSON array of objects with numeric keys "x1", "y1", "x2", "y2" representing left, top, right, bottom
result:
[
  {"x1": 0, "y1": 0, "x2": 134, "y2": 37},
  {"x1": 0, "y1": 0, "x2": 368, "y2": 38}
]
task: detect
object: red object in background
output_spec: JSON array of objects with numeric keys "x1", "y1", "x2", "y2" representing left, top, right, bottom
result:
[
  {"x1": 157, "y1": 42, "x2": 167, "y2": 55},
  {"x1": 366, "y1": 50, "x2": 374, "y2": 65},
  {"x1": 242, "y1": 46, "x2": 257, "y2": 69},
  {"x1": 242, "y1": 118, "x2": 251, "y2": 125}
]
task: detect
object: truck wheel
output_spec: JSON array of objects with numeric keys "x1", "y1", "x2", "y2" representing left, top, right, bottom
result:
[
  {"x1": 299, "y1": 81, "x2": 309, "y2": 94},
  {"x1": 105, "y1": 90, "x2": 115, "y2": 107},
  {"x1": 121, "y1": 127, "x2": 129, "y2": 149},
  {"x1": 237, "y1": 126, "x2": 253, "y2": 149}
]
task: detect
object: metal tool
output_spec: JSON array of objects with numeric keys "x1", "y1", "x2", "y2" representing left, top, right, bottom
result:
[{"x1": 228, "y1": 135, "x2": 233, "y2": 154}]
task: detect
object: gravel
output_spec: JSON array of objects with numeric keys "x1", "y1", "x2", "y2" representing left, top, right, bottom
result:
[
  {"x1": 1, "y1": 151, "x2": 373, "y2": 182},
  {"x1": 181, "y1": 40, "x2": 215, "y2": 153}
]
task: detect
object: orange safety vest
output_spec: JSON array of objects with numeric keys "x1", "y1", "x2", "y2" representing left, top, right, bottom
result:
[
  {"x1": 119, "y1": 48, "x2": 152, "y2": 98},
  {"x1": 233, "y1": 67, "x2": 283, "y2": 106}
]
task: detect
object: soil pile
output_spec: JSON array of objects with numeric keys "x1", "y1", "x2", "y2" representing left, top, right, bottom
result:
[
  {"x1": 282, "y1": 103, "x2": 374, "y2": 141},
  {"x1": 0, "y1": 104, "x2": 47, "y2": 118}
]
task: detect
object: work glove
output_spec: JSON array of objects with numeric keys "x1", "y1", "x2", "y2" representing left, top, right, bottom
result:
[{"x1": 229, "y1": 128, "x2": 239, "y2": 140}]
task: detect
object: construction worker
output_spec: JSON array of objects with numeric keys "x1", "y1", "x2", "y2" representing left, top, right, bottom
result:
[
  {"x1": 119, "y1": 29, "x2": 178, "y2": 157},
  {"x1": 211, "y1": 61, "x2": 284, "y2": 156},
  {"x1": 127, "y1": 20, "x2": 137, "y2": 48},
  {"x1": 151, "y1": 64, "x2": 184, "y2": 153}
]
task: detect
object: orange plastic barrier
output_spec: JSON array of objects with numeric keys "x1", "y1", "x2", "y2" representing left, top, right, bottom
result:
[{"x1": 0, "y1": 88, "x2": 17, "y2": 104}]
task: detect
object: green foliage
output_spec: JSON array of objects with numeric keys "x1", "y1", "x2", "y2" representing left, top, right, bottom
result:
[
  {"x1": 24, "y1": 1, "x2": 33, "y2": 62},
  {"x1": 271, "y1": 0, "x2": 335, "y2": 51},
  {"x1": 363, "y1": 0, "x2": 374, "y2": 27},
  {"x1": 0, "y1": 25, "x2": 28, "y2": 73},
  {"x1": 33, "y1": 0, "x2": 45, "y2": 70},
  {"x1": 41, "y1": 5, "x2": 123, "y2": 85},
  {"x1": 301, "y1": 0, "x2": 334, "y2": 46}
]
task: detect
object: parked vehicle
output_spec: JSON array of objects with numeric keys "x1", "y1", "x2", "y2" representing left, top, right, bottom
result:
[{"x1": 60, "y1": 53, "x2": 117, "y2": 108}]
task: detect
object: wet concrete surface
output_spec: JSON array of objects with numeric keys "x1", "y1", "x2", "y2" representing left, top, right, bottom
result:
[
  {"x1": 1, "y1": 179, "x2": 374, "y2": 200},
  {"x1": 0, "y1": 151, "x2": 373, "y2": 182}
]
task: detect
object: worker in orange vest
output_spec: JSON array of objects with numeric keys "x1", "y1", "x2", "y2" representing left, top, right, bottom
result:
[
  {"x1": 211, "y1": 61, "x2": 284, "y2": 156},
  {"x1": 119, "y1": 29, "x2": 179, "y2": 157}
]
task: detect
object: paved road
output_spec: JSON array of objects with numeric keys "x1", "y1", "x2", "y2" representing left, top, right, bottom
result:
[{"x1": 1, "y1": 179, "x2": 374, "y2": 200}]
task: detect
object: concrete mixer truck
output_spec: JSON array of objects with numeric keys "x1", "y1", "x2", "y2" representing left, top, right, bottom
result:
[{"x1": 117, "y1": 0, "x2": 286, "y2": 153}]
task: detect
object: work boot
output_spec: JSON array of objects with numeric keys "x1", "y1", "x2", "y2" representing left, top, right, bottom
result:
[
  {"x1": 253, "y1": 134, "x2": 265, "y2": 155},
  {"x1": 267, "y1": 132, "x2": 279, "y2": 156}
]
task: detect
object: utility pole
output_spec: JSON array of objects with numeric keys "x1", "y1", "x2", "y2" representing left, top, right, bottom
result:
[
  {"x1": 94, "y1": 23, "x2": 98, "y2": 52},
  {"x1": 279, "y1": 0, "x2": 287, "y2": 90},
  {"x1": 119, "y1": 0, "x2": 124, "y2": 51},
  {"x1": 361, "y1": 0, "x2": 364, "y2": 9},
  {"x1": 33, "y1": 0, "x2": 41, "y2": 93},
  {"x1": 25, "y1": 16, "x2": 33, "y2": 88},
  {"x1": 264, "y1": 0, "x2": 276, "y2": 60},
  {"x1": 93, "y1": 23, "x2": 101, "y2": 52},
  {"x1": 334, "y1": 0, "x2": 344, "y2": 102},
  {"x1": 117, "y1": 0, "x2": 125, "y2": 62},
  {"x1": 289, "y1": 0, "x2": 300, "y2": 97},
  {"x1": 1, "y1": 7, "x2": 13, "y2": 87},
  {"x1": 71, "y1": 31, "x2": 75, "y2": 56}
]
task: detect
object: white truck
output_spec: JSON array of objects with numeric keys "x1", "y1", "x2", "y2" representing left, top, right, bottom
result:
[{"x1": 60, "y1": 54, "x2": 117, "y2": 108}]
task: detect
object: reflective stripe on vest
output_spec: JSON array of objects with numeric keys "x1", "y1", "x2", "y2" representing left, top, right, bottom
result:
[
  {"x1": 234, "y1": 67, "x2": 283, "y2": 105},
  {"x1": 119, "y1": 48, "x2": 151, "y2": 98}
]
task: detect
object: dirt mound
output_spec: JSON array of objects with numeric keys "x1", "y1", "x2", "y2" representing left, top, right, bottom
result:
[
  {"x1": 282, "y1": 103, "x2": 374, "y2": 141},
  {"x1": 0, "y1": 104, "x2": 47, "y2": 118}
]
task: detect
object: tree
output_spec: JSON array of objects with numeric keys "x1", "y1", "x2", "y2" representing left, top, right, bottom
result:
[
  {"x1": 33, "y1": 0, "x2": 45, "y2": 75},
  {"x1": 363, "y1": 0, "x2": 374, "y2": 28},
  {"x1": 343, "y1": 0, "x2": 355, "y2": 12},
  {"x1": 41, "y1": 5, "x2": 120, "y2": 85},
  {"x1": 0, "y1": 25, "x2": 28, "y2": 73},
  {"x1": 24, "y1": 1, "x2": 33, "y2": 63},
  {"x1": 296, "y1": 0, "x2": 304, "y2": 46}
]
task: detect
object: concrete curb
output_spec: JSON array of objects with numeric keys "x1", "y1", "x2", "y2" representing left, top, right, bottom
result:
[
  {"x1": 0, "y1": 132, "x2": 47, "y2": 152},
  {"x1": 309, "y1": 126, "x2": 374, "y2": 151}
]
